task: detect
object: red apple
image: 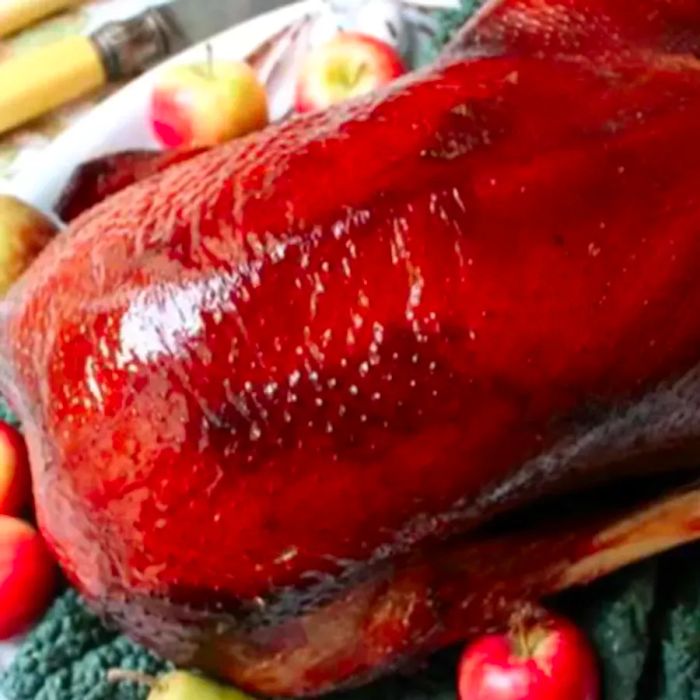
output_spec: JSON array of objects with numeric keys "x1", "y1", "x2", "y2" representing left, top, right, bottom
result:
[
  {"x1": 458, "y1": 614, "x2": 599, "y2": 700},
  {"x1": 0, "y1": 516, "x2": 55, "y2": 639},
  {"x1": 0, "y1": 421, "x2": 30, "y2": 517},
  {"x1": 295, "y1": 32, "x2": 406, "y2": 113},
  {"x1": 150, "y1": 58, "x2": 269, "y2": 148}
]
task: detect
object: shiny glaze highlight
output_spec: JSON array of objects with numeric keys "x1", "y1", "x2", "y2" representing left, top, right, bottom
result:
[{"x1": 2, "y1": 0, "x2": 700, "y2": 694}]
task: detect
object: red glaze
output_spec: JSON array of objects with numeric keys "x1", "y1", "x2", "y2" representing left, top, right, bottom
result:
[
  {"x1": 55, "y1": 148, "x2": 206, "y2": 222},
  {"x1": 2, "y1": 0, "x2": 700, "y2": 694},
  {"x1": 457, "y1": 616, "x2": 598, "y2": 700},
  {"x1": 447, "y1": 0, "x2": 700, "y2": 58}
]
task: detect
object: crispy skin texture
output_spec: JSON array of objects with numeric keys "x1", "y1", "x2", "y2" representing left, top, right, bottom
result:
[
  {"x1": 3, "y1": 0, "x2": 700, "y2": 695},
  {"x1": 447, "y1": 0, "x2": 700, "y2": 57},
  {"x1": 55, "y1": 149, "x2": 206, "y2": 223}
]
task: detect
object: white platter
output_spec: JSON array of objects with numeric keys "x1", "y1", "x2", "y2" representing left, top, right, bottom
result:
[{"x1": 8, "y1": 1, "x2": 312, "y2": 216}]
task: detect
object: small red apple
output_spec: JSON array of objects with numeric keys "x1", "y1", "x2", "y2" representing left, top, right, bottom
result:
[
  {"x1": 458, "y1": 614, "x2": 599, "y2": 700},
  {"x1": 151, "y1": 57, "x2": 269, "y2": 148},
  {"x1": 0, "y1": 421, "x2": 30, "y2": 517},
  {"x1": 0, "y1": 516, "x2": 55, "y2": 639},
  {"x1": 295, "y1": 32, "x2": 406, "y2": 113}
]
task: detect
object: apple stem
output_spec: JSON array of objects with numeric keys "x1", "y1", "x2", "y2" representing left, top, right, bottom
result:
[
  {"x1": 206, "y1": 42, "x2": 214, "y2": 79},
  {"x1": 509, "y1": 605, "x2": 549, "y2": 658},
  {"x1": 106, "y1": 669, "x2": 157, "y2": 688},
  {"x1": 352, "y1": 62, "x2": 369, "y2": 87},
  {"x1": 514, "y1": 618, "x2": 532, "y2": 658}
]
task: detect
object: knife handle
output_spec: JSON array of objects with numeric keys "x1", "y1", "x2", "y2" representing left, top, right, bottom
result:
[
  {"x1": 0, "y1": 36, "x2": 106, "y2": 135},
  {"x1": 0, "y1": 0, "x2": 85, "y2": 38}
]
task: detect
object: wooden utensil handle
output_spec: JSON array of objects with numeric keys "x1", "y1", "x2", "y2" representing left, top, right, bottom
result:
[
  {"x1": 0, "y1": 36, "x2": 106, "y2": 136},
  {"x1": 0, "y1": 0, "x2": 84, "y2": 38}
]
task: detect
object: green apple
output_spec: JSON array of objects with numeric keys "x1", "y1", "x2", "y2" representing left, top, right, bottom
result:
[
  {"x1": 0, "y1": 195, "x2": 56, "y2": 296},
  {"x1": 108, "y1": 670, "x2": 254, "y2": 700}
]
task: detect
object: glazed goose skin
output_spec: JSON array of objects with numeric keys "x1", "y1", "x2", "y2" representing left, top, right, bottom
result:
[
  {"x1": 54, "y1": 148, "x2": 207, "y2": 223},
  {"x1": 447, "y1": 0, "x2": 700, "y2": 58},
  {"x1": 2, "y1": 0, "x2": 700, "y2": 695}
]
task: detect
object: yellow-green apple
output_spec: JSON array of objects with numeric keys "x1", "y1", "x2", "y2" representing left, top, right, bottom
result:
[
  {"x1": 295, "y1": 32, "x2": 406, "y2": 113},
  {"x1": 0, "y1": 421, "x2": 30, "y2": 517},
  {"x1": 107, "y1": 670, "x2": 256, "y2": 700},
  {"x1": 0, "y1": 516, "x2": 55, "y2": 639},
  {"x1": 0, "y1": 195, "x2": 57, "y2": 296},
  {"x1": 150, "y1": 59, "x2": 269, "y2": 148}
]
